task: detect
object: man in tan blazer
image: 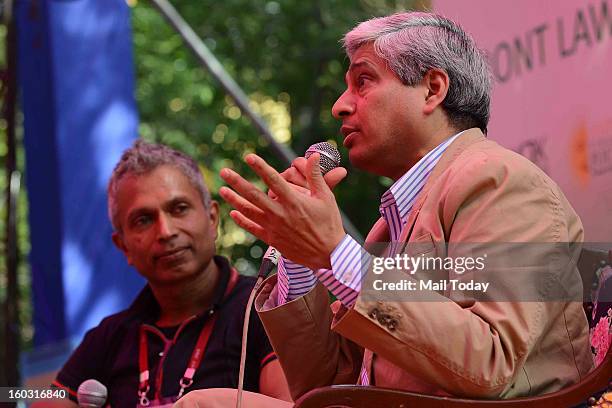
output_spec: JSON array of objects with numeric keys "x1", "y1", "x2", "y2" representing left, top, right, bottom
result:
[{"x1": 213, "y1": 11, "x2": 592, "y2": 404}]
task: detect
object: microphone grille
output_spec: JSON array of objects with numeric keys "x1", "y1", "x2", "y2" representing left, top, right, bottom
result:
[
  {"x1": 305, "y1": 142, "x2": 341, "y2": 175},
  {"x1": 77, "y1": 379, "x2": 107, "y2": 408}
]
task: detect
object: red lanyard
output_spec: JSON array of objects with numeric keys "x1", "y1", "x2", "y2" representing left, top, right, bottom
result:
[{"x1": 137, "y1": 268, "x2": 238, "y2": 406}]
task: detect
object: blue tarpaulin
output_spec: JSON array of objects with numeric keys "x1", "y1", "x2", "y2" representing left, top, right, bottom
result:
[{"x1": 17, "y1": 0, "x2": 143, "y2": 366}]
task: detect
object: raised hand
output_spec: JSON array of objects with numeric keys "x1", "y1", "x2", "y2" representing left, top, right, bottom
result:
[{"x1": 219, "y1": 153, "x2": 346, "y2": 270}]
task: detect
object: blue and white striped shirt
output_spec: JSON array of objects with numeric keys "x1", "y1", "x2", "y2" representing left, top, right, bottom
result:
[{"x1": 277, "y1": 131, "x2": 463, "y2": 307}]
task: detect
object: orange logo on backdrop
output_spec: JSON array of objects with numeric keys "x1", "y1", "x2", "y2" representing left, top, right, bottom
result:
[{"x1": 570, "y1": 123, "x2": 590, "y2": 187}]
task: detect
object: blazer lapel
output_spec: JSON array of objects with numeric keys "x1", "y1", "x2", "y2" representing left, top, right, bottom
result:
[{"x1": 400, "y1": 128, "x2": 486, "y2": 243}]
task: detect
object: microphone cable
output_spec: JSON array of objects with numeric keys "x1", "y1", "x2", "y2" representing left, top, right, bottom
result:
[{"x1": 235, "y1": 142, "x2": 341, "y2": 408}]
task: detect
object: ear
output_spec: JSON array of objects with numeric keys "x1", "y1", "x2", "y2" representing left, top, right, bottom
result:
[
  {"x1": 112, "y1": 232, "x2": 133, "y2": 265},
  {"x1": 422, "y1": 68, "x2": 450, "y2": 115},
  {"x1": 208, "y1": 200, "x2": 220, "y2": 239}
]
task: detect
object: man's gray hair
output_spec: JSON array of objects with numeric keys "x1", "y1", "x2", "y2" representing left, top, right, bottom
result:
[
  {"x1": 343, "y1": 12, "x2": 492, "y2": 133},
  {"x1": 107, "y1": 140, "x2": 212, "y2": 231}
]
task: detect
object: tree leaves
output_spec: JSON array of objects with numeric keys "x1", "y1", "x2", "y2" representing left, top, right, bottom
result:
[{"x1": 131, "y1": 0, "x2": 421, "y2": 274}]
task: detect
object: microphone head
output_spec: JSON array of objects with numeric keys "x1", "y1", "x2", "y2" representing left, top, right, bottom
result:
[
  {"x1": 305, "y1": 142, "x2": 341, "y2": 175},
  {"x1": 77, "y1": 379, "x2": 107, "y2": 408}
]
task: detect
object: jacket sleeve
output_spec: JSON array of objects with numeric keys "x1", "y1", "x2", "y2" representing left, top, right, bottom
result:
[{"x1": 255, "y1": 274, "x2": 363, "y2": 400}]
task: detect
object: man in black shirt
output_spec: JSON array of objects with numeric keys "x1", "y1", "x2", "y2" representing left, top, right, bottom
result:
[{"x1": 35, "y1": 141, "x2": 290, "y2": 407}]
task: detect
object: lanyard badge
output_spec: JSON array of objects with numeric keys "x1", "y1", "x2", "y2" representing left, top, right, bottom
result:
[
  {"x1": 136, "y1": 267, "x2": 239, "y2": 406},
  {"x1": 137, "y1": 311, "x2": 217, "y2": 406}
]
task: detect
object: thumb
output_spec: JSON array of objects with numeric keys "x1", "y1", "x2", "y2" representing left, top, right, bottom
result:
[{"x1": 306, "y1": 153, "x2": 329, "y2": 197}]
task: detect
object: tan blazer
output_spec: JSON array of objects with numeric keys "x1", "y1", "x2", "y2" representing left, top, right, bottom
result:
[{"x1": 255, "y1": 129, "x2": 592, "y2": 400}]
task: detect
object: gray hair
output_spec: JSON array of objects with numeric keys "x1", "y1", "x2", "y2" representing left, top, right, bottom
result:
[
  {"x1": 343, "y1": 12, "x2": 492, "y2": 133},
  {"x1": 107, "y1": 140, "x2": 212, "y2": 231}
]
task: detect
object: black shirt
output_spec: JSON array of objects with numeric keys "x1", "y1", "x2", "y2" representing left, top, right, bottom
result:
[{"x1": 54, "y1": 256, "x2": 276, "y2": 407}]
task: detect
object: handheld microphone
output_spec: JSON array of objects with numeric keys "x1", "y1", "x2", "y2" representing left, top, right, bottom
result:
[
  {"x1": 256, "y1": 142, "x2": 341, "y2": 279},
  {"x1": 237, "y1": 142, "x2": 341, "y2": 408},
  {"x1": 305, "y1": 141, "x2": 342, "y2": 175},
  {"x1": 77, "y1": 379, "x2": 107, "y2": 408}
]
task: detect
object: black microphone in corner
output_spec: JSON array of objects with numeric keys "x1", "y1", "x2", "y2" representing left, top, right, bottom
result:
[{"x1": 256, "y1": 141, "x2": 342, "y2": 279}]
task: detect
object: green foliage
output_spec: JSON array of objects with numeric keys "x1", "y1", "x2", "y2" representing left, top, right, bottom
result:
[
  {"x1": 0, "y1": 0, "x2": 428, "y2": 355},
  {"x1": 0, "y1": 18, "x2": 32, "y2": 354},
  {"x1": 131, "y1": 0, "x2": 424, "y2": 274}
]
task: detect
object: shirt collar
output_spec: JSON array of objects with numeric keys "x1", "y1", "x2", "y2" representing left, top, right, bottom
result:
[
  {"x1": 127, "y1": 255, "x2": 233, "y2": 323},
  {"x1": 381, "y1": 130, "x2": 465, "y2": 221}
]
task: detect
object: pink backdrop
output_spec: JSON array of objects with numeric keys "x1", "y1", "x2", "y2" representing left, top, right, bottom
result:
[{"x1": 434, "y1": 0, "x2": 612, "y2": 240}]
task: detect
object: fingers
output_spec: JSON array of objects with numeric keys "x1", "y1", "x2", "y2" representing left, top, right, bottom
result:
[
  {"x1": 219, "y1": 185, "x2": 266, "y2": 222},
  {"x1": 228, "y1": 210, "x2": 267, "y2": 240},
  {"x1": 280, "y1": 166, "x2": 307, "y2": 188},
  {"x1": 324, "y1": 167, "x2": 348, "y2": 190},
  {"x1": 291, "y1": 156, "x2": 347, "y2": 191},
  {"x1": 221, "y1": 152, "x2": 342, "y2": 225},
  {"x1": 219, "y1": 168, "x2": 274, "y2": 212},
  {"x1": 268, "y1": 182, "x2": 310, "y2": 199},
  {"x1": 217, "y1": 177, "x2": 268, "y2": 239},
  {"x1": 244, "y1": 154, "x2": 294, "y2": 199},
  {"x1": 267, "y1": 189, "x2": 278, "y2": 200},
  {"x1": 305, "y1": 153, "x2": 328, "y2": 196},
  {"x1": 291, "y1": 157, "x2": 308, "y2": 177}
]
